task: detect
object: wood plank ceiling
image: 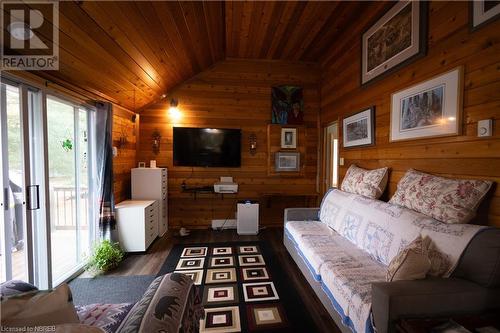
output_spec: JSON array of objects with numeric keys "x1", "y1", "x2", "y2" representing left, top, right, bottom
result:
[{"x1": 23, "y1": 1, "x2": 389, "y2": 110}]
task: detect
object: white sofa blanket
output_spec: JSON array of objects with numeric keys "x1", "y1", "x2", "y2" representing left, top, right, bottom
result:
[{"x1": 286, "y1": 189, "x2": 485, "y2": 333}]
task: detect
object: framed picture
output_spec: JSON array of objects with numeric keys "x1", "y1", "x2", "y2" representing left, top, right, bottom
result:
[
  {"x1": 390, "y1": 67, "x2": 463, "y2": 142},
  {"x1": 470, "y1": 1, "x2": 500, "y2": 30},
  {"x1": 281, "y1": 128, "x2": 297, "y2": 149},
  {"x1": 343, "y1": 107, "x2": 375, "y2": 148},
  {"x1": 271, "y1": 86, "x2": 304, "y2": 125},
  {"x1": 138, "y1": 162, "x2": 146, "y2": 168},
  {"x1": 275, "y1": 152, "x2": 300, "y2": 172},
  {"x1": 361, "y1": 1, "x2": 427, "y2": 85}
]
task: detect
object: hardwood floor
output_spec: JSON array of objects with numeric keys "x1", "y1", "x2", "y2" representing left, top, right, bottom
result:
[{"x1": 106, "y1": 226, "x2": 340, "y2": 333}]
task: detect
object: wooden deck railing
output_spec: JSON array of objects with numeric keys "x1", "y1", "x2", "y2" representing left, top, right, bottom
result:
[{"x1": 50, "y1": 187, "x2": 88, "y2": 230}]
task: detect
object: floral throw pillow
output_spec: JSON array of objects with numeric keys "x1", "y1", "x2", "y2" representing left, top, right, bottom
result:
[
  {"x1": 389, "y1": 169, "x2": 492, "y2": 224},
  {"x1": 387, "y1": 235, "x2": 431, "y2": 282},
  {"x1": 340, "y1": 164, "x2": 389, "y2": 199}
]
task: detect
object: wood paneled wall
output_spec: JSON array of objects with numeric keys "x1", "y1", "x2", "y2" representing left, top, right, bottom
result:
[
  {"x1": 138, "y1": 59, "x2": 321, "y2": 228},
  {"x1": 113, "y1": 106, "x2": 138, "y2": 203},
  {"x1": 320, "y1": 1, "x2": 500, "y2": 226}
]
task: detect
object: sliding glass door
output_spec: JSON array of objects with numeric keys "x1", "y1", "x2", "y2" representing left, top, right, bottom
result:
[
  {"x1": 0, "y1": 82, "x2": 29, "y2": 283},
  {"x1": 47, "y1": 97, "x2": 93, "y2": 285},
  {"x1": 0, "y1": 76, "x2": 96, "y2": 287}
]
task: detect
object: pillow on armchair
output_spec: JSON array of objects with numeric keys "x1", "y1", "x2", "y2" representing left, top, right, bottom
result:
[
  {"x1": 387, "y1": 235, "x2": 431, "y2": 282},
  {"x1": 0, "y1": 280, "x2": 38, "y2": 298},
  {"x1": 1, "y1": 283, "x2": 80, "y2": 327},
  {"x1": 341, "y1": 164, "x2": 389, "y2": 199},
  {"x1": 389, "y1": 169, "x2": 492, "y2": 224}
]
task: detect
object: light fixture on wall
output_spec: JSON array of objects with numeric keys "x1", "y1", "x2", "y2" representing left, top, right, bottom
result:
[
  {"x1": 249, "y1": 132, "x2": 257, "y2": 155},
  {"x1": 168, "y1": 98, "x2": 181, "y2": 120},
  {"x1": 152, "y1": 129, "x2": 161, "y2": 155}
]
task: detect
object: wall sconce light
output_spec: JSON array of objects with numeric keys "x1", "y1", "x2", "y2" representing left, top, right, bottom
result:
[
  {"x1": 249, "y1": 132, "x2": 257, "y2": 155},
  {"x1": 117, "y1": 125, "x2": 128, "y2": 149},
  {"x1": 152, "y1": 129, "x2": 161, "y2": 155},
  {"x1": 168, "y1": 98, "x2": 181, "y2": 120}
]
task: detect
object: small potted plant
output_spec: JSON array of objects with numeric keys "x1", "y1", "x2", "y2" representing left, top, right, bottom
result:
[{"x1": 86, "y1": 240, "x2": 124, "y2": 275}]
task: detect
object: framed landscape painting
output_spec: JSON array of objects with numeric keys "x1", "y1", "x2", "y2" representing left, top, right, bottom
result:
[
  {"x1": 343, "y1": 107, "x2": 375, "y2": 148},
  {"x1": 470, "y1": 0, "x2": 500, "y2": 30},
  {"x1": 361, "y1": 1, "x2": 427, "y2": 85},
  {"x1": 390, "y1": 67, "x2": 463, "y2": 142}
]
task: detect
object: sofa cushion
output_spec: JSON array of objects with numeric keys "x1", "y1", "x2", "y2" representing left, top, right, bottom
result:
[
  {"x1": 0, "y1": 283, "x2": 79, "y2": 327},
  {"x1": 341, "y1": 164, "x2": 389, "y2": 199},
  {"x1": 116, "y1": 273, "x2": 203, "y2": 333},
  {"x1": 389, "y1": 169, "x2": 492, "y2": 224},
  {"x1": 295, "y1": 233, "x2": 366, "y2": 281},
  {"x1": 452, "y1": 228, "x2": 500, "y2": 287},
  {"x1": 386, "y1": 235, "x2": 431, "y2": 282},
  {"x1": 319, "y1": 189, "x2": 357, "y2": 230},
  {"x1": 320, "y1": 252, "x2": 386, "y2": 333},
  {"x1": 76, "y1": 303, "x2": 134, "y2": 333},
  {"x1": 285, "y1": 220, "x2": 333, "y2": 243},
  {"x1": 0, "y1": 280, "x2": 38, "y2": 298}
]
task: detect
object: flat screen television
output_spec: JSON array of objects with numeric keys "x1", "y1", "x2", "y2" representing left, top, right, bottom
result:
[{"x1": 173, "y1": 127, "x2": 241, "y2": 167}]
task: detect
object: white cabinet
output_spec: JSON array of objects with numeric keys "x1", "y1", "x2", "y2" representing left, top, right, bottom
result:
[
  {"x1": 116, "y1": 200, "x2": 158, "y2": 252},
  {"x1": 131, "y1": 168, "x2": 168, "y2": 236}
]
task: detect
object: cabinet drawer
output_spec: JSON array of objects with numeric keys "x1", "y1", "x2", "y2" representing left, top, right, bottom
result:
[{"x1": 145, "y1": 232, "x2": 155, "y2": 246}]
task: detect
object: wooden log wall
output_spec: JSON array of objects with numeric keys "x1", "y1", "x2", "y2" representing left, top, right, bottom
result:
[
  {"x1": 320, "y1": 1, "x2": 500, "y2": 226},
  {"x1": 137, "y1": 59, "x2": 321, "y2": 229},
  {"x1": 113, "y1": 106, "x2": 138, "y2": 203}
]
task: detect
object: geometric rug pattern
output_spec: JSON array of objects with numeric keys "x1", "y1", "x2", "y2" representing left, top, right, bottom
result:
[{"x1": 160, "y1": 241, "x2": 317, "y2": 333}]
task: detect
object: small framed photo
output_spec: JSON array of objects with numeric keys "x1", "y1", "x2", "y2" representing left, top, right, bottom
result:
[
  {"x1": 281, "y1": 128, "x2": 297, "y2": 149},
  {"x1": 342, "y1": 107, "x2": 375, "y2": 148},
  {"x1": 390, "y1": 67, "x2": 463, "y2": 142},
  {"x1": 275, "y1": 152, "x2": 300, "y2": 172},
  {"x1": 470, "y1": 1, "x2": 500, "y2": 31},
  {"x1": 138, "y1": 162, "x2": 146, "y2": 168}
]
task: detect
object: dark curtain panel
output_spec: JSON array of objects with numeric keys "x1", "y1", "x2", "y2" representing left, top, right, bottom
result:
[{"x1": 95, "y1": 102, "x2": 116, "y2": 241}]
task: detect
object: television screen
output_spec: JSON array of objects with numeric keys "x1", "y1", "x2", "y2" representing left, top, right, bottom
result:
[{"x1": 173, "y1": 127, "x2": 241, "y2": 167}]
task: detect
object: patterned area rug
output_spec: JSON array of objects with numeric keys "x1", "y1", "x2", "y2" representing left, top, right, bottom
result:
[{"x1": 157, "y1": 241, "x2": 317, "y2": 333}]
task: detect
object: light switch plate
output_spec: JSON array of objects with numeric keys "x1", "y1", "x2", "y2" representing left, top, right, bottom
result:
[
  {"x1": 339, "y1": 157, "x2": 345, "y2": 166},
  {"x1": 477, "y1": 119, "x2": 492, "y2": 137}
]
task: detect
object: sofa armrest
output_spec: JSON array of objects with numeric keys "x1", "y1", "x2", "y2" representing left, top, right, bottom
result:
[
  {"x1": 371, "y1": 278, "x2": 500, "y2": 333},
  {"x1": 284, "y1": 208, "x2": 320, "y2": 223}
]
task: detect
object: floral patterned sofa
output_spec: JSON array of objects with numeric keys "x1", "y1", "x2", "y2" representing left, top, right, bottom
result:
[{"x1": 284, "y1": 189, "x2": 500, "y2": 333}]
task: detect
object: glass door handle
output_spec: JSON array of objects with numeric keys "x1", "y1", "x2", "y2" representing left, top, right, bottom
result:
[
  {"x1": 2, "y1": 188, "x2": 8, "y2": 210},
  {"x1": 27, "y1": 185, "x2": 40, "y2": 210}
]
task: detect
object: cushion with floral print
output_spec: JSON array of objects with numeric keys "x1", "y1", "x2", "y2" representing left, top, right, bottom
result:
[
  {"x1": 340, "y1": 164, "x2": 389, "y2": 199},
  {"x1": 389, "y1": 169, "x2": 492, "y2": 224}
]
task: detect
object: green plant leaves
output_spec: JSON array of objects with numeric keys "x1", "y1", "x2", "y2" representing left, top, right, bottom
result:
[{"x1": 86, "y1": 240, "x2": 124, "y2": 274}]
